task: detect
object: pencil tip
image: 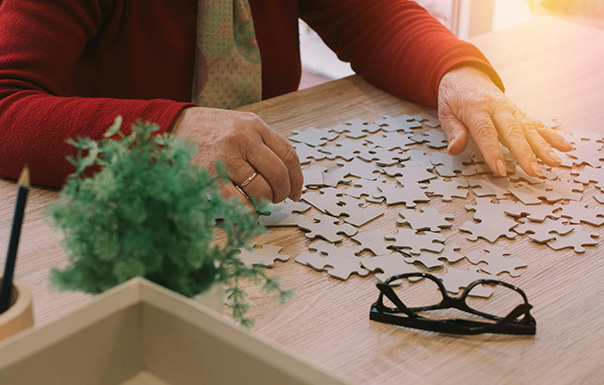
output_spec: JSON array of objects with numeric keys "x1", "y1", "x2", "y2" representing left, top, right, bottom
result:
[{"x1": 17, "y1": 166, "x2": 30, "y2": 188}]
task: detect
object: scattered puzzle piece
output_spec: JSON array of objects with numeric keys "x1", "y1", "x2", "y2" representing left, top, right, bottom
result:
[
  {"x1": 331, "y1": 118, "x2": 380, "y2": 139},
  {"x1": 298, "y1": 214, "x2": 358, "y2": 243},
  {"x1": 554, "y1": 201, "x2": 604, "y2": 226},
  {"x1": 385, "y1": 228, "x2": 445, "y2": 255},
  {"x1": 513, "y1": 217, "x2": 573, "y2": 243},
  {"x1": 238, "y1": 244, "x2": 289, "y2": 268},
  {"x1": 424, "y1": 177, "x2": 469, "y2": 201},
  {"x1": 338, "y1": 158, "x2": 382, "y2": 180},
  {"x1": 465, "y1": 246, "x2": 527, "y2": 277},
  {"x1": 289, "y1": 126, "x2": 339, "y2": 147},
  {"x1": 361, "y1": 252, "x2": 423, "y2": 283},
  {"x1": 293, "y1": 142, "x2": 327, "y2": 164},
  {"x1": 352, "y1": 229, "x2": 396, "y2": 256},
  {"x1": 410, "y1": 128, "x2": 448, "y2": 148},
  {"x1": 296, "y1": 240, "x2": 368, "y2": 280},
  {"x1": 397, "y1": 207, "x2": 454, "y2": 232},
  {"x1": 508, "y1": 183, "x2": 563, "y2": 205},
  {"x1": 320, "y1": 138, "x2": 375, "y2": 161},
  {"x1": 468, "y1": 178, "x2": 514, "y2": 199},
  {"x1": 373, "y1": 182, "x2": 430, "y2": 207},
  {"x1": 374, "y1": 114, "x2": 421, "y2": 133},
  {"x1": 546, "y1": 224, "x2": 599, "y2": 253},
  {"x1": 364, "y1": 131, "x2": 416, "y2": 151},
  {"x1": 460, "y1": 216, "x2": 518, "y2": 243},
  {"x1": 434, "y1": 268, "x2": 495, "y2": 298},
  {"x1": 325, "y1": 195, "x2": 383, "y2": 227},
  {"x1": 258, "y1": 199, "x2": 311, "y2": 227},
  {"x1": 302, "y1": 187, "x2": 343, "y2": 213}
]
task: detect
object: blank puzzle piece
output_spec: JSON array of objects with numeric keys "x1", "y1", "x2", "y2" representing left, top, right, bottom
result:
[
  {"x1": 237, "y1": 244, "x2": 290, "y2": 268},
  {"x1": 373, "y1": 182, "x2": 430, "y2": 207},
  {"x1": 465, "y1": 246, "x2": 527, "y2": 277},
  {"x1": 331, "y1": 119, "x2": 380, "y2": 139},
  {"x1": 385, "y1": 228, "x2": 445, "y2": 255},
  {"x1": 351, "y1": 228, "x2": 396, "y2": 256},
  {"x1": 258, "y1": 199, "x2": 311, "y2": 227},
  {"x1": 434, "y1": 268, "x2": 495, "y2": 298},
  {"x1": 397, "y1": 207, "x2": 454, "y2": 232},
  {"x1": 410, "y1": 128, "x2": 448, "y2": 148},
  {"x1": 293, "y1": 142, "x2": 327, "y2": 164},
  {"x1": 554, "y1": 201, "x2": 604, "y2": 226},
  {"x1": 325, "y1": 195, "x2": 383, "y2": 227},
  {"x1": 460, "y1": 216, "x2": 518, "y2": 243},
  {"x1": 364, "y1": 132, "x2": 416, "y2": 151},
  {"x1": 338, "y1": 158, "x2": 383, "y2": 180},
  {"x1": 514, "y1": 217, "x2": 573, "y2": 243},
  {"x1": 546, "y1": 224, "x2": 599, "y2": 253},
  {"x1": 319, "y1": 138, "x2": 375, "y2": 161},
  {"x1": 373, "y1": 114, "x2": 421, "y2": 133},
  {"x1": 403, "y1": 245, "x2": 464, "y2": 270},
  {"x1": 361, "y1": 252, "x2": 422, "y2": 283},
  {"x1": 289, "y1": 126, "x2": 339, "y2": 147},
  {"x1": 424, "y1": 177, "x2": 469, "y2": 201},
  {"x1": 298, "y1": 214, "x2": 358, "y2": 243},
  {"x1": 295, "y1": 240, "x2": 368, "y2": 280},
  {"x1": 302, "y1": 187, "x2": 342, "y2": 213}
]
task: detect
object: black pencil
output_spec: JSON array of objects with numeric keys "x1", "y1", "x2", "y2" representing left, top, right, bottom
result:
[{"x1": 0, "y1": 166, "x2": 30, "y2": 314}]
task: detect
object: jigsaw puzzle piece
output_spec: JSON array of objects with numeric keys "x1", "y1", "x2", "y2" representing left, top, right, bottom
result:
[
  {"x1": 385, "y1": 228, "x2": 445, "y2": 255},
  {"x1": 361, "y1": 252, "x2": 423, "y2": 283},
  {"x1": 460, "y1": 216, "x2": 518, "y2": 243},
  {"x1": 302, "y1": 187, "x2": 343, "y2": 213},
  {"x1": 434, "y1": 268, "x2": 495, "y2": 298},
  {"x1": 298, "y1": 214, "x2": 358, "y2": 243},
  {"x1": 364, "y1": 131, "x2": 416, "y2": 151},
  {"x1": 351, "y1": 228, "x2": 396, "y2": 256},
  {"x1": 258, "y1": 199, "x2": 311, "y2": 227},
  {"x1": 514, "y1": 217, "x2": 573, "y2": 243},
  {"x1": 424, "y1": 177, "x2": 469, "y2": 201},
  {"x1": 396, "y1": 207, "x2": 454, "y2": 232},
  {"x1": 331, "y1": 118, "x2": 380, "y2": 139},
  {"x1": 289, "y1": 126, "x2": 339, "y2": 147},
  {"x1": 410, "y1": 128, "x2": 448, "y2": 148},
  {"x1": 296, "y1": 240, "x2": 368, "y2": 280},
  {"x1": 293, "y1": 142, "x2": 327, "y2": 164},
  {"x1": 325, "y1": 195, "x2": 383, "y2": 227},
  {"x1": 373, "y1": 114, "x2": 421, "y2": 133},
  {"x1": 465, "y1": 246, "x2": 527, "y2": 277},
  {"x1": 319, "y1": 138, "x2": 375, "y2": 161},
  {"x1": 546, "y1": 224, "x2": 599, "y2": 253},
  {"x1": 337, "y1": 158, "x2": 383, "y2": 180},
  {"x1": 237, "y1": 244, "x2": 290, "y2": 268},
  {"x1": 554, "y1": 201, "x2": 604, "y2": 226}
]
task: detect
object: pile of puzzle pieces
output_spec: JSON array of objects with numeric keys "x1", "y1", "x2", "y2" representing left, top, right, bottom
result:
[{"x1": 238, "y1": 113, "x2": 603, "y2": 298}]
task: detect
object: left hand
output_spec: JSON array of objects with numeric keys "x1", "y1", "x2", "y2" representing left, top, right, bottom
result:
[{"x1": 437, "y1": 66, "x2": 573, "y2": 177}]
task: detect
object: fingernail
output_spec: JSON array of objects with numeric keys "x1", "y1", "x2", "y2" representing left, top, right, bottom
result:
[
  {"x1": 531, "y1": 162, "x2": 543, "y2": 176},
  {"x1": 549, "y1": 151, "x2": 561, "y2": 163},
  {"x1": 496, "y1": 159, "x2": 507, "y2": 177}
]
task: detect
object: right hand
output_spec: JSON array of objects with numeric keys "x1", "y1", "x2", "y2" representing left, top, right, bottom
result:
[{"x1": 171, "y1": 107, "x2": 303, "y2": 205}]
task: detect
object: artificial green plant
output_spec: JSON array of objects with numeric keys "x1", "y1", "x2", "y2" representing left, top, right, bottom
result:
[{"x1": 47, "y1": 116, "x2": 292, "y2": 327}]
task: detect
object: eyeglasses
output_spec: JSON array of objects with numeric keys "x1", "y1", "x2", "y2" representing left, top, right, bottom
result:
[{"x1": 370, "y1": 272, "x2": 536, "y2": 335}]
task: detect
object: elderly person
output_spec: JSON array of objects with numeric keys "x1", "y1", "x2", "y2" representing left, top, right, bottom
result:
[{"x1": 0, "y1": 0, "x2": 571, "y2": 204}]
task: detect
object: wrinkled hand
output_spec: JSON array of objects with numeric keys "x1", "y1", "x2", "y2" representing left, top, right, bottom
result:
[
  {"x1": 172, "y1": 107, "x2": 303, "y2": 205},
  {"x1": 438, "y1": 66, "x2": 572, "y2": 177}
]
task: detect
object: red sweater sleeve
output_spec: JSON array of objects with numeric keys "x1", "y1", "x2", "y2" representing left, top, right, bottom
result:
[
  {"x1": 299, "y1": 0, "x2": 504, "y2": 107},
  {"x1": 0, "y1": 0, "x2": 193, "y2": 187}
]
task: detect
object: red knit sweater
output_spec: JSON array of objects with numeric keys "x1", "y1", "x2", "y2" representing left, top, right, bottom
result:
[{"x1": 0, "y1": 0, "x2": 502, "y2": 187}]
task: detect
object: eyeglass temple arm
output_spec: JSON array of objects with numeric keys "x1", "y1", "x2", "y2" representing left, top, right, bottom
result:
[{"x1": 376, "y1": 283, "x2": 416, "y2": 318}]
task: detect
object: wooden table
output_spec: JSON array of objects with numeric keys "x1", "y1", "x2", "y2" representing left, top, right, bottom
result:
[{"x1": 1, "y1": 16, "x2": 604, "y2": 385}]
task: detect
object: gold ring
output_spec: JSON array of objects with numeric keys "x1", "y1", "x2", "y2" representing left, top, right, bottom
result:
[{"x1": 239, "y1": 171, "x2": 258, "y2": 188}]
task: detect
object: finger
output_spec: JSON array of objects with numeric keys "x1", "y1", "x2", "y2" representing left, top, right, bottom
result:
[
  {"x1": 220, "y1": 181, "x2": 255, "y2": 210},
  {"x1": 254, "y1": 122, "x2": 303, "y2": 201},
  {"x1": 439, "y1": 109, "x2": 470, "y2": 155},
  {"x1": 243, "y1": 141, "x2": 292, "y2": 202},
  {"x1": 492, "y1": 110, "x2": 542, "y2": 177},
  {"x1": 517, "y1": 116, "x2": 562, "y2": 167},
  {"x1": 531, "y1": 118, "x2": 573, "y2": 152},
  {"x1": 229, "y1": 160, "x2": 274, "y2": 202},
  {"x1": 464, "y1": 110, "x2": 507, "y2": 176}
]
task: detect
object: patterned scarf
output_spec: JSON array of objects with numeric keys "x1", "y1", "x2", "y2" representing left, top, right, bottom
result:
[{"x1": 192, "y1": 0, "x2": 262, "y2": 109}]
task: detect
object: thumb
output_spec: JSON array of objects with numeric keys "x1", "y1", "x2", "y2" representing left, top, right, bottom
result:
[{"x1": 439, "y1": 110, "x2": 470, "y2": 156}]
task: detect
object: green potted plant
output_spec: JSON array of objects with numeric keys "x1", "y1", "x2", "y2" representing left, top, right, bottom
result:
[{"x1": 47, "y1": 116, "x2": 291, "y2": 327}]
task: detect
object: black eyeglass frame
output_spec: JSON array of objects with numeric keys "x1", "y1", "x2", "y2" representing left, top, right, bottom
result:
[{"x1": 370, "y1": 272, "x2": 536, "y2": 335}]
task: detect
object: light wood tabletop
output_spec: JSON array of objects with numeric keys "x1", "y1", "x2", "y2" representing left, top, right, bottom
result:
[{"x1": 1, "y1": 16, "x2": 603, "y2": 385}]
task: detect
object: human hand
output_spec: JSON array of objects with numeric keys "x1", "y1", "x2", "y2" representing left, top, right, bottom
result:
[
  {"x1": 171, "y1": 107, "x2": 303, "y2": 205},
  {"x1": 437, "y1": 66, "x2": 572, "y2": 177}
]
